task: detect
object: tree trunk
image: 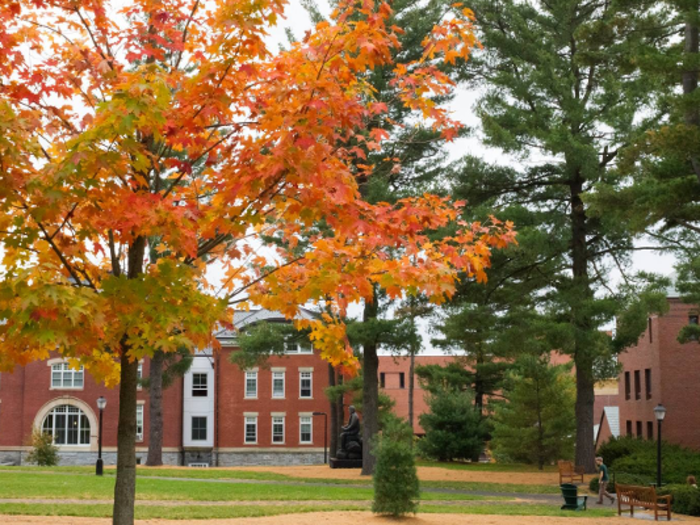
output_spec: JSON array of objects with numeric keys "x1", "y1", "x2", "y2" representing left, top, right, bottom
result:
[
  {"x1": 113, "y1": 235, "x2": 145, "y2": 525},
  {"x1": 570, "y1": 175, "x2": 597, "y2": 474},
  {"x1": 328, "y1": 363, "x2": 338, "y2": 458},
  {"x1": 361, "y1": 289, "x2": 379, "y2": 476},
  {"x1": 683, "y1": 0, "x2": 700, "y2": 182},
  {"x1": 336, "y1": 373, "x2": 344, "y2": 450},
  {"x1": 113, "y1": 351, "x2": 139, "y2": 525},
  {"x1": 408, "y1": 347, "x2": 415, "y2": 431},
  {"x1": 146, "y1": 351, "x2": 165, "y2": 466}
]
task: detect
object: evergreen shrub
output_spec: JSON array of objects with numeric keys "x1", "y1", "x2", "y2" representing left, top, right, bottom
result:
[
  {"x1": 418, "y1": 388, "x2": 488, "y2": 462},
  {"x1": 658, "y1": 485, "x2": 700, "y2": 516},
  {"x1": 373, "y1": 419, "x2": 420, "y2": 517}
]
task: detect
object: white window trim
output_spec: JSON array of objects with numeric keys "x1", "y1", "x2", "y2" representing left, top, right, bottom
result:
[
  {"x1": 49, "y1": 362, "x2": 85, "y2": 391},
  {"x1": 244, "y1": 370, "x2": 258, "y2": 399},
  {"x1": 299, "y1": 370, "x2": 313, "y2": 399},
  {"x1": 284, "y1": 340, "x2": 313, "y2": 355},
  {"x1": 271, "y1": 415, "x2": 285, "y2": 445},
  {"x1": 136, "y1": 403, "x2": 145, "y2": 442},
  {"x1": 192, "y1": 372, "x2": 209, "y2": 397},
  {"x1": 299, "y1": 415, "x2": 313, "y2": 444},
  {"x1": 191, "y1": 415, "x2": 208, "y2": 442},
  {"x1": 42, "y1": 404, "x2": 92, "y2": 447},
  {"x1": 137, "y1": 361, "x2": 143, "y2": 391},
  {"x1": 244, "y1": 415, "x2": 258, "y2": 445},
  {"x1": 272, "y1": 371, "x2": 285, "y2": 399}
]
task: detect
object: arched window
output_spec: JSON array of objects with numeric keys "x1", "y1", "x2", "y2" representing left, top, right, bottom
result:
[{"x1": 42, "y1": 405, "x2": 91, "y2": 445}]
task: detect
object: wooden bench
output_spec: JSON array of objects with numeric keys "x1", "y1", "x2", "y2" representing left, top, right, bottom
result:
[
  {"x1": 616, "y1": 483, "x2": 672, "y2": 521},
  {"x1": 558, "y1": 460, "x2": 585, "y2": 484},
  {"x1": 560, "y1": 483, "x2": 587, "y2": 511}
]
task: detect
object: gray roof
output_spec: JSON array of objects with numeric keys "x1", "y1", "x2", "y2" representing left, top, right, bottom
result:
[{"x1": 214, "y1": 308, "x2": 318, "y2": 342}]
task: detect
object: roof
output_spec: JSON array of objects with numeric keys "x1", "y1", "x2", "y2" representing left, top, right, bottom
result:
[
  {"x1": 214, "y1": 308, "x2": 318, "y2": 342},
  {"x1": 603, "y1": 406, "x2": 620, "y2": 438}
]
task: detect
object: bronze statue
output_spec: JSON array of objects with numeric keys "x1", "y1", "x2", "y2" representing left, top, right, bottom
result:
[{"x1": 337, "y1": 405, "x2": 362, "y2": 460}]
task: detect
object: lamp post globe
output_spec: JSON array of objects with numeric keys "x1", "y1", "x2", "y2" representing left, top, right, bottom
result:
[
  {"x1": 654, "y1": 404, "x2": 666, "y2": 488},
  {"x1": 96, "y1": 397, "x2": 107, "y2": 476}
]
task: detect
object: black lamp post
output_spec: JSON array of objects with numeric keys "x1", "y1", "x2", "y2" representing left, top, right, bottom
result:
[
  {"x1": 654, "y1": 403, "x2": 666, "y2": 488},
  {"x1": 312, "y1": 412, "x2": 328, "y2": 464},
  {"x1": 96, "y1": 396, "x2": 107, "y2": 476}
]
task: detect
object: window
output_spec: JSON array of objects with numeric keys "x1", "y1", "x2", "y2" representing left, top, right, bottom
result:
[
  {"x1": 191, "y1": 416, "x2": 207, "y2": 441},
  {"x1": 648, "y1": 317, "x2": 653, "y2": 343},
  {"x1": 636, "y1": 421, "x2": 642, "y2": 438},
  {"x1": 192, "y1": 373, "x2": 208, "y2": 397},
  {"x1": 42, "y1": 405, "x2": 90, "y2": 445},
  {"x1": 272, "y1": 371, "x2": 285, "y2": 398},
  {"x1": 284, "y1": 338, "x2": 313, "y2": 354},
  {"x1": 245, "y1": 416, "x2": 257, "y2": 444},
  {"x1": 299, "y1": 416, "x2": 312, "y2": 444},
  {"x1": 51, "y1": 363, "x2": 84, "y2": 389},
  {"x1": 245, "y1": 371, "x2": 257, "y2": 398},
  {"x1": 626, "y1": 420, "x2": 632, "y2": 436},
  {"x1": 689, "y1": 316, "x2": 699, "y2": 340},
  {"x1": 272, "y1": 416, "x2": 285, "y2": 444},
  {"x1": 399, "y1": 372, "x2": 405, "y2": 389},
  {"x1": 136, "y1": 405, "x2": 144, "y2": 442},
  {"x1": 634, "y1": 370, "x2": 641, "y2": 400},
  {"x1": 645, "y1": 369, "x2": 652, "y2": 400},
  {"x1": 624, "y1": 372, "x2": 630, "y2": 401},
  {"x1": 647, "y1": 421, "x2": 654, "y2": 440},
  {"x1": 299, "y1": 371, "x2": 312, "y2": 398},
  {"x1": 136, "y1": 361, "x2": 143, "y2": 390},
  {"x1": 379, "y1": 373, "x2": 385, "y2": 389}
]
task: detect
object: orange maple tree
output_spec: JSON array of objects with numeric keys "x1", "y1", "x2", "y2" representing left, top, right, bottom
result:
[{"x1": 0, "y1": 0, "x2": 514, "y2": 523}]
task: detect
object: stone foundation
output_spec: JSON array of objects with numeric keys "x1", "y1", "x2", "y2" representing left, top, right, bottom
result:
[
  {"x1": 0, "y1": 448, "x2": 323, "y2": 467},
  {"x1": 215, "y1": 451, "x2": 324, "y2": 467}
]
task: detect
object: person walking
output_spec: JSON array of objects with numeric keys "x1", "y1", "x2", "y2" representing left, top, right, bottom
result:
[{"x1": 596, "y1": 456, "x2": 615, "y2": 504}]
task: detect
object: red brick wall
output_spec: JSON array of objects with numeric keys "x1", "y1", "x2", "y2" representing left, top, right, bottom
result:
[
  {"x1": 215, "y1": 347, "x2": 331, "y2": 448},
  {"x1": 378, "y1": 355, "x2": 459, "y2": 434},
  {"x1": 0, "y1": 356, "x2": 183, "y2": 450},
  {"x1": 618, "y1": 299, "x2": 700, "y2": 450}
]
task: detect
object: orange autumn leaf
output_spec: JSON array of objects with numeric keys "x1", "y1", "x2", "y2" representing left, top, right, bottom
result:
[{"x1": 0, "y1": 0, "x2": 515, "y2": 379}]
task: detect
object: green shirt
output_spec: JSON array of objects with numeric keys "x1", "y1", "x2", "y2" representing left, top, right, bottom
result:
[{"x1": 599, "y1": 463, "x2": 609, "y2": 482}]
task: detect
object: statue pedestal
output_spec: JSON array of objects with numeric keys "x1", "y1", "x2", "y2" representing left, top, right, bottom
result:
[{"x1": 330, "y1": 457, "x2": 362, "y2": 469}]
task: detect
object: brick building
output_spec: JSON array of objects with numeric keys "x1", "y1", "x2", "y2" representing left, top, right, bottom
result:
[
  {"x1": 616, "y1": 295, "x2": 700, "y2": 450},
  {"x1": 0, "y1": 309, "x2": 331, "y2": 466}
]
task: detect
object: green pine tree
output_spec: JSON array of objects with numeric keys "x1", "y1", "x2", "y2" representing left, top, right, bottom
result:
[
  {"x1": 458, "y1": 0, "x2": 669, "y2": 471},
  {"x1": 372, "y1": 418, "x2": 420, "y2": 517},
  {"x1": 418, "y1": 388, "x2": 489, "y2": 462},
  {"x1": 490, "y1": 356, "x2": 576, "y2": 470}
]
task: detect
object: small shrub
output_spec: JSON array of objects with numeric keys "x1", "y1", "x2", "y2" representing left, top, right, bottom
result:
[
  {"x1": 597, "y1": 436, "x2": 650, "y2": 467},
  {"x1": 658, "y1": 484, "x2": 700, "y2": 516},
  {"x1": 372, "y1": 419, "x2": 420, "y2": 517},
  {"x1": 25, "y1": 429, "x2": 59, "y2": 466}
]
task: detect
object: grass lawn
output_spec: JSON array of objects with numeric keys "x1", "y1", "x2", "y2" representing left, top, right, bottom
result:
[
  {"x1": 0, "y1": 466, "x2": 560, "y2": 495},
  {"x1": 0, "y1": 472, "x2": 505, "y2": 502},
  {"x1": 0, "y1": 502, "x2": 616, "y2": 520}
]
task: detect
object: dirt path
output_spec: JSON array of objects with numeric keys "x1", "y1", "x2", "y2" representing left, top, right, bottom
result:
[
  {"x1": 144, "y1": 465, "x2": 591, "y2": 486},
  {"x1": 2, "y1": 512, "x2": 697, "y2": 525}
]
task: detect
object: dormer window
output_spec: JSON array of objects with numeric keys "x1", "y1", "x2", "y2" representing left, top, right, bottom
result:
[{"x1": 284, "y1": 338, "x2": 312, "y2": 354}]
